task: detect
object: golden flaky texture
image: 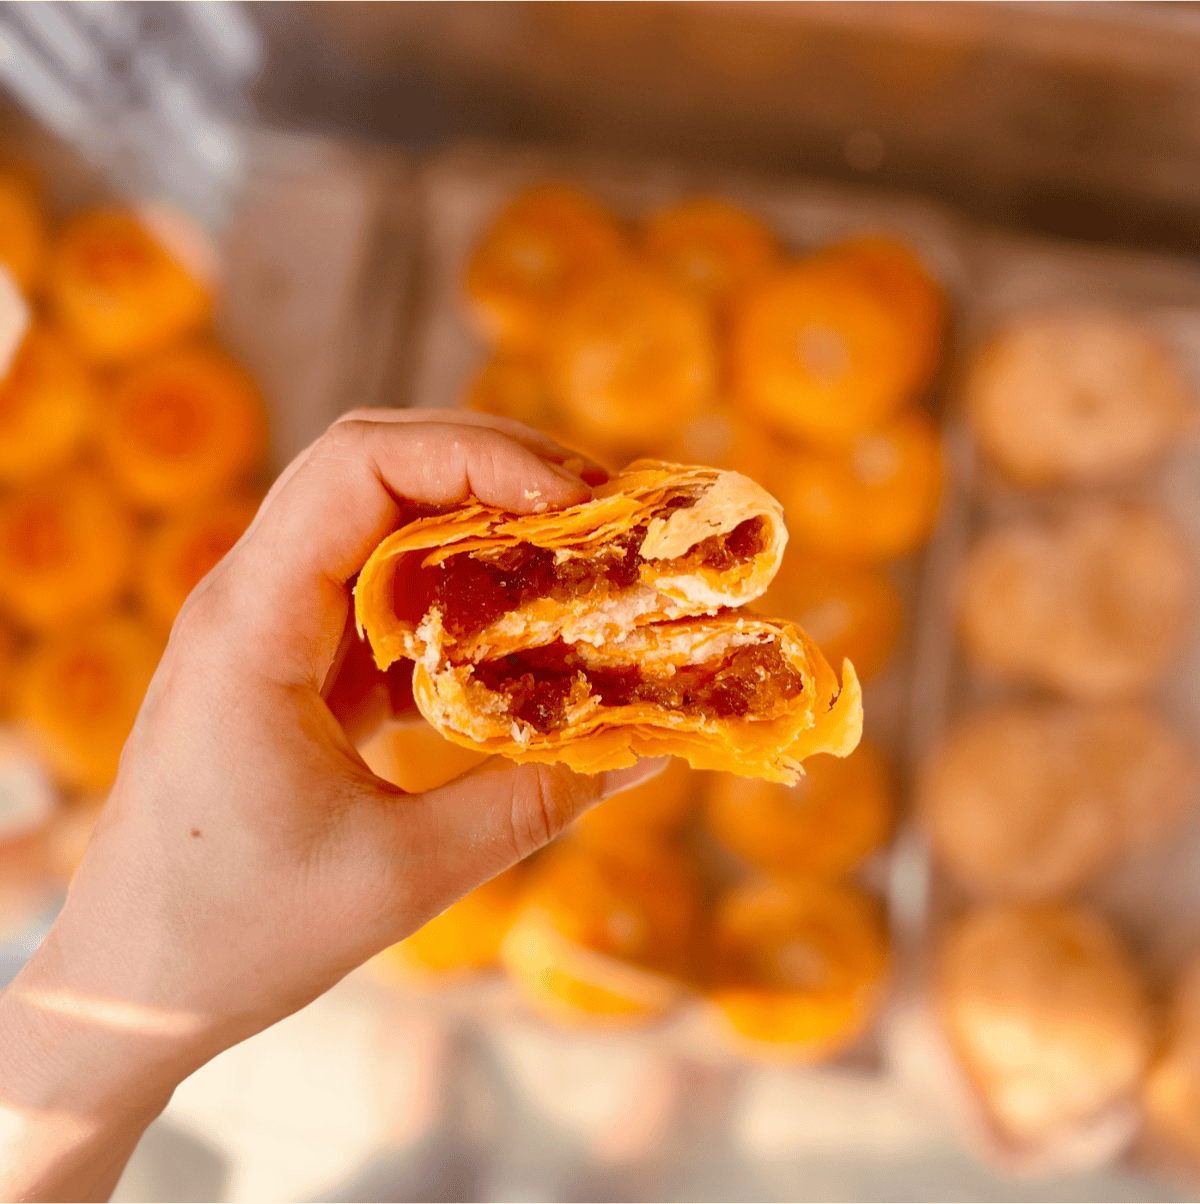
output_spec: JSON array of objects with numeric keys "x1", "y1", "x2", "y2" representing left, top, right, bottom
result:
[
  {"x1": 936, "y1": 902, "x2": 1153, "y2": 1144},
  {"x1": 356, "y1": 461, "x2": 861, "y2": 783}
]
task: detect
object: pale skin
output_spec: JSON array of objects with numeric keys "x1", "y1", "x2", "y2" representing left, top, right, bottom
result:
[{"x1": 0, "y1": 411, "x2": 664, "y2": 1202}]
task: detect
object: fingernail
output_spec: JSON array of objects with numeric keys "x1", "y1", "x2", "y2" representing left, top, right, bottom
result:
[
  {"x1": 546, "y1": 461, "x2": 587, "y2": 486},
  {"x1": 598, "y1": 756, "x2": 671, "y2": 800}
]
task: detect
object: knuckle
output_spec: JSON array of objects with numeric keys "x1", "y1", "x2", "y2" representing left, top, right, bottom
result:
[{"x1": 506, "y1": 763, "x2": 581, "y2": 860}]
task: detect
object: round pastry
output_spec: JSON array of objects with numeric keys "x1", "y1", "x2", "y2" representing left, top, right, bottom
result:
[
  {"x1": 372, "y1": 864, "x2": 525, "y2": 984},
  {"x1": 752, "y1": 551, "x2": 902, "y2": 681},
  {"x1": 16, "y1": 617, "x2": 163, "y2": 790},
  {"x1": 0, "y1": 621, "x2": 17, "y2": 717},
  {"x1": 550, "y1": 262, "x2": 716, "y2": 448},
  {"x1": 922, "y1": 703, "x2": 1196, "y2": 901},
  {"x1": 0, "y1": 469, "x2": 135, "y2": 632},
  {"x1": 0, "y1": 171, "x2": 48, "y2": 293},
  {"x1": 1143, "y1": 955, "x2": 1200, "y2": 1166},
  {"x1": 704, "y1": 876, "x2": 889, "y2": 1062},
  {"x1": 639, "y1": 197, "x2": 778, "y2": 317},
  {"x1": 936, "y1": 902, "x2": 1153, "y2": 1144},
  {"x1": 47, "y1": 209, "x2": 209, "y2": 364},
  {"x1": 967, "y1": 312, "x2": 1190, "y2": 486},
  {"x1": 958, "y1": 505, "x2": 1192, "y2": 700},
  {"x1": 356, "y1": 717, "x2": 488, "y2": 794},
  {"x1": 139, "y1": 496, "x2": 260, "y2": 631},
  {"x1": 769, "y1": 409, "x2": 943, "y2": 563},
  {"x1": 729, "y1": 238, "x2": 942, "y2": 448},
  {"x1": 705, "y1": 743, "x2": 893, "y2": 877},
  {"x1": 499, "y1": 842, "x2": 702, "y2": 1027},
  {"x1": 465, "y1": 185, "x2": 627, "y2": 350},
  {"x1": 0, "y1": 326, "x2": 97, "y2": 485},
  {"x1": 464, "y1": 352, "x2": 586, "y2": 456},
  {"x1": 570, "y1": 756, "x2": 698, "y2": 850},
  {"x1": 99, "y1": 343, "x2": 266, "y2": 511}
]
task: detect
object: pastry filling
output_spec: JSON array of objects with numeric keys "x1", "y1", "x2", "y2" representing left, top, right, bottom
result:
[
  {"x1": 418, "y1": 512, "x2": 767, "y2": 644},
  {"x1": 473, "y1": 639, "x2": 804, "y2": 734}
]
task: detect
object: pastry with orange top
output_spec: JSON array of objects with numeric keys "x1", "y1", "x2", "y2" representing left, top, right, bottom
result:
[
  {"x1": 1144, "y1": 955, "x2": 1200, "y2": 1167},
  {"x1": 139, "y1": 496, "x2": 260, "y2": 630},
  {"x1": 99, "y1": 343, "x2": 265, "y2": 511},
  {"x1": 47, "y1": 209, "x2": 209, "y2": 364},
  {"x1": 0, "y1": 171, "x2": 48, "y2": 293},
  {"x1": 465, "y1": 185, "x2": 627, "y2": 350},
  {"x1": 639, "y1": 197, "x2": 778, "y2": 318},
  {"x1": 958, "y1": 505, "x2": 1192, "y2": 701},
  {"x1": 0, "y1": 468, "x2": 135, "y2": 632},
  {"x1": 16, "y1": 617, "x2": 163, "y2": 790},
  {"x1": 967, "y1": 312, "x2": 1189, "y2": 487},
  {"x1": 921, "y1": 703, "x2": 1196, "y2": 901},
  {"x1": 705, "y1": 743, "x2": 894, "y2": 877},
  {"x1": 767, "y1": 410, "x2": 943, "y2": 563},
  {"x1": 936, "y1": 902, "x2": 1153, "y2": 1144},
  {"x1": 499, "y1": 841, "x2": 702, "y2": 1027},
  {"x1": 729, "y1": 237, "x2": 943, "y2": 448},
  {"x1": 703, "y1": 876, "x2": 889, "y2": 1062},
  {"x1": 549, "y1": 263, "x2": 716, "y2": 450},
  {"x1": 570, "y1": 755, "x2": 697, "y2": 850},
  {"x1": 752, "y1": 551, "x2": 901, "y2": 681},
  {"x1": 0, "y1": 326, "x2": 96, "y2": 484}
]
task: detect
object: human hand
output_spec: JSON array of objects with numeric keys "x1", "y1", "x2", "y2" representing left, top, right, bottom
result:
[{"x1": 0, "y1": 411, "x2": 663, "y2": 1201}]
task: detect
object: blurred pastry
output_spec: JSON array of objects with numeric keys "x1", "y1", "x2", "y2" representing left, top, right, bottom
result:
[
  {"x1": 704, "y1": 876, "x2": 889, "y2": 1062},
  {"x1": 639, "y1": 197, "x2": 778, "y2": 318},
  {"x1": 0, "y1": 622, "x2": 18, "y2": 718},
  {"x1": 1144, "y1": 955, "x2": 1200, "y2": 1166},
  {"x1": 958, "y1": 505, "x2": 1192, "y2": 700},
  {"x1": 705, "y1": 743, "x2": 894, "y2": 877},
  {"x1": 139, "y1": 496, "x2": 260, "y2": 631},
  {"x1": 16, "y1": 617, "x2": 163, "y2": 790},
  {"x1": 44, "y1": 794, "x2": 106, "y2": 885},
  {"x1": 0, "y1": 468, "x2": 135, "y2": 632},
  {"x1": 729, "y1": 238, "x2": 942, "y2": 448},
  {"x1": 936, "y1": 902, "x2": 1153, "y2": 1144},
  {"x1": 0, "y1": 326, "x2": 96, "y2": 484},
  {"x1": 569, "y1": 756, "x2": 697, "y2": 851},
  {"x1": 499, "y1": 842, "x2": 701, "y2": 1027},
  {"x1": 0, "y1": 726, "x2": 58, "y2": 842},
  {"x1": 372, "y1": 865, "x2": 525, "y2": 984},
  {"x1": 99, "y1": 343, "x2": 266, "y2": 511},
  {"x1": 550, "y1": 262, "x2": 716, "y2": 448},
  {"x1": 967, "y1": 312, "x2": 1190, "y2": 487},
  {"x1": 768, "y1": 410, "x2": 943, "y2": 562},
  {"x1": 357, "y1": 717, "x2": 488, "y2": 794},
  {"x1": 464, "y1": 351, "x2": 586, "y2": 456},
  {"x1": 465, "y1": 185, "x2": 627, "y2": 350},
  {"x1": 753, "y1": 551, "x2": 902, "y2": 681},
  {"x1": 0, "y1": 171, "x2": 48, "y2": 293},
  {"x1": 48, "y1": 209, "x2": 209, "y2": 364},
  {"x1": 921, "y1": 703, "x2": 1196, "y2": 900}
]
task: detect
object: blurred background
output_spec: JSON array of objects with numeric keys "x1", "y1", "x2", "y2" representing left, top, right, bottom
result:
[{"x1": 1, "y1": 2, "x2": 1200, "y2": 1200}]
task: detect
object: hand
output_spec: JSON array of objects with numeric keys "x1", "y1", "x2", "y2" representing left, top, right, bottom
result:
[{"x1": 0, "y1": 411, "x2": 663, "y2": 1201}]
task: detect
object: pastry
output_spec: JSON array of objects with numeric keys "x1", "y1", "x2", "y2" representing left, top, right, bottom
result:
[
  {"x1": 967, "y1": 312, "x2": 1189, "y2": 486},
  {"x1": 465, "y1": 185, "x2": 627, "y2": 350},
  {"x1": 356, "y1": 716, "x2": 488, "y2": 795},
  {"x1": 48, "y1": 209, "x2": 209, "y2": 364},
  {"x1": 752, "y1": 551, "x2": 902, "y2": 681},
  {"x1": 464, "y1": 352, "x2": 586, "y2": 457},
  {"x1": 549, "y1": 261, "x2": 716, "y2": 448},
  {"x1": 958, "y1": 505, "x2": 1192, "y2": 700},
  {"x1": 0, "y1": 468, "x2": 135, "y2": 632},
  {"x1": 705, "y1": 742, "x2": 894, "y2": 877},
  {"x1": 0, "y1": 326, "x2": 96, "y2": 485},
  {"x1": 703, "y1": 876, "x2": 889, "y2": 1062},
  {"x1": 0, "y1": 171, "x2": 47, "y2": 293},
  {"x1": 729, "y1": 237, "x2": 943, "y2": 448},
  {"x1": 767, "y1": 410, "x2": 943, "y2": 563},
  {"x1": 1144, "y1": 955, "x2": 1200, "y2": 1166},
  {"x1": 936, "y1": 902, "x2": 1153, "y2": 1144},
  {"x1": 139, "y1": 496, "x2": 260, "y2": 630},
  {"x1": 99, "y1": 343, "x2": 266, "y2": 511},
  {"x1": 499, "y1": 842, "x2": 701, "y2": 1027},
  {"x1": 356, "y1": 462, "x2": 861, "y2": 784},
  {"x1": 16, "y1": 617, "x2": 163, "y2": 790},
  {"x1": 922, "y1": 703, "x2": 1196, "y2": 900},
  {"x1": 639, "y1": 197, "x2": 778, "y2": 317}
]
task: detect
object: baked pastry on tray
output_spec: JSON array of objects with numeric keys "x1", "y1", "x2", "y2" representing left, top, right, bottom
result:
[{"x1": 356, "y1": 460, "x2": 862, "y2": 783}]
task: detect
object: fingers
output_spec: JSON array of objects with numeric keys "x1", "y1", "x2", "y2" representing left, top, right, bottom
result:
[{"x1": 220, "y1": 418, "x2": 596, "y2": 685}]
